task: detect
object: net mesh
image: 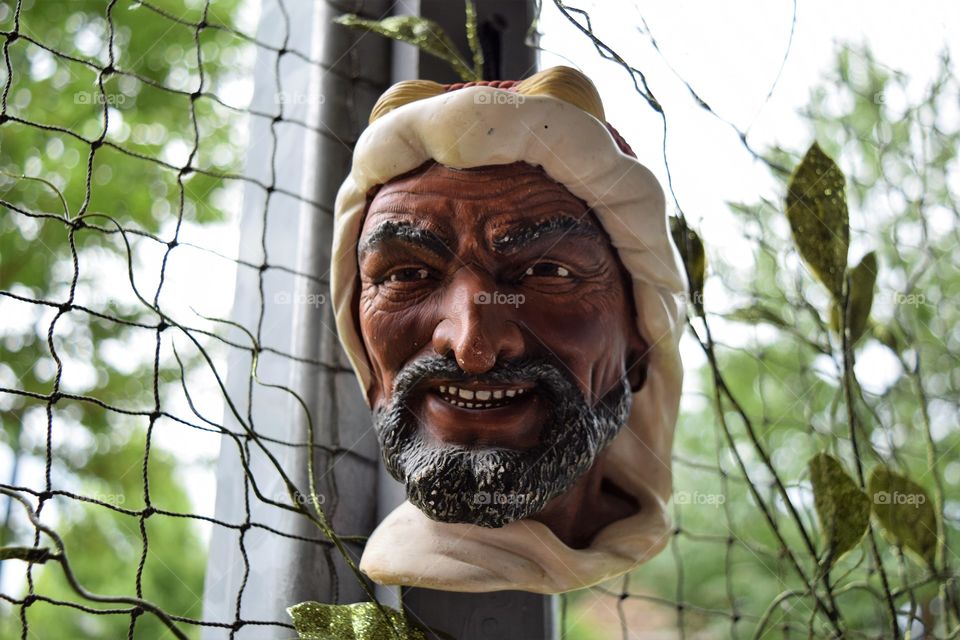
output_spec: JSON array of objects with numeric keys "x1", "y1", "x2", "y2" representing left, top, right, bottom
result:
[
  {"x1": 0, "y1": 0, "x2": 365, "y2": 637},
  {"x1": 551, "y1": 2, "x2": 960, "y2": 638},
  {"x1": 1, "y1": 0, "x2": 958, "y2": 638}
]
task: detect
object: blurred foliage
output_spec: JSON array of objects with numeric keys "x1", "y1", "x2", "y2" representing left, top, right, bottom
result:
[
  {"x1": 0, "y1": 0, "x2": 247, "y2": 637},
  {"x1": 564, "y1": 44, "x2": 960, "y2": 638}
]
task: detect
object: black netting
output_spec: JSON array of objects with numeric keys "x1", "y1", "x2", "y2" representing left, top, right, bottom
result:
[
  {"x1": 551, "y1": 2, "x2": 960, "y2": 638},
  {"x1": 2, "y1": 0, "x2": 959, "y2": 639},
  {"x1": 0, "y1": 0, "x2": 375, "y2": 637}
]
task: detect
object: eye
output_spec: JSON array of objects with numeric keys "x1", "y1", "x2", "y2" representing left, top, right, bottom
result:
[
  {"x1": 385, "y1": 267, "x2": 433, "y2": 283},
  {"x1": 523, "y1": 262, "x2": 571, "y2": 278}
]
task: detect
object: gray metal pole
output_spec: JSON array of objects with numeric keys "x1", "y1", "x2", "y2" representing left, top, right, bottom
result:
[
  {"x1": 202, "y1": 0, "x2": 391, "y2": 636},
  {"x1": 283, "y1": 0, "x2": 394, "y2": 612}
]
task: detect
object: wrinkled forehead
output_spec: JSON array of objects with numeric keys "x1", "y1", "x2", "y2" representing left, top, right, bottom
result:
[{"x1": 361, "y1": 161, "x2": 604, "y2": 235}]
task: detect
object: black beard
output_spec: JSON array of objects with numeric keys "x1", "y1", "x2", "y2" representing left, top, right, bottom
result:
[{"x1": 373, "y1": 354, "x2": 632, "y2": 528}]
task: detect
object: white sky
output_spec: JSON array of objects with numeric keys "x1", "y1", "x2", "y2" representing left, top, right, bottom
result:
[
  {"x1": 539, "y1": 0, "x2": 958, "y2": 395},
  {"x1": 541, "y1": 1, "x2": 958, "y2": 231}
]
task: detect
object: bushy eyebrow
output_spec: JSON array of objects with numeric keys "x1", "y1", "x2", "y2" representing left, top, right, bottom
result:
[
  {"x1": 491, "y1": 215, "x2": 607, "y2": 254},
  {"x1": 358, "y1": 220, "x2": 453, "y2": 260}
]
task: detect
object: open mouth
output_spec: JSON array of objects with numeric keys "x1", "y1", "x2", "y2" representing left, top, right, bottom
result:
[
  {"x1": 419, "y1": 380, "x2": 544, "y2": 447},
  {"x1": 433, "y1": 383, "x2": 533, "y2": 410}
]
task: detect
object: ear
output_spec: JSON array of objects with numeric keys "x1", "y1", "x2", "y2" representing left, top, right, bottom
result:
[{"x1": 625, "y1": 328, "x2": 650, "y2": 394}]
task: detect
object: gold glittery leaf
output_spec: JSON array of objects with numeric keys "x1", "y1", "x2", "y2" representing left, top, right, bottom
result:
[
  {"x1": 785, "y1": 143, "x2": 850, "y2": 299},
  {"x1": 334, "y1": 14, "x2": 477, "y2": 82},
  {"x1": 464, "y1": 0, "x2": 484, "y2": 80},
  {"x1": 669, "y1": 216, "x2": 706, "y2": 316},
  {"x1": 809, "y1": 453, "x2": 870, "y2": 566},
  {"x1": 868, "y1": 466, "x2": 939, "y2": 567},
  {"x1": 288, "y1": 601, "x2": 428, "y2": 640}
]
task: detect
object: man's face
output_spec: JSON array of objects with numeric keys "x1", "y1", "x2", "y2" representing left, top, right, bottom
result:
[{"x1": 356, "y1": 161, "x2": 647, "y2": 526}]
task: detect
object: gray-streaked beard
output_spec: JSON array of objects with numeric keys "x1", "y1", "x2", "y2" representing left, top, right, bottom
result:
[{"x1": 373, "y1": 355, "x2": 632, "y2": 528}]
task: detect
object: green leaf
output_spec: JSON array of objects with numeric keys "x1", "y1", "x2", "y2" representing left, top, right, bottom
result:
[
  {"x1": 0, "y1": 546, "x2": 53, "y2": 564},
  {"x1": 785, "y1": 143, "x2": 850, "y2": 299},
  {"x1": 829, "y1": 251, "x2": 878, "y2": 343},
  {"x1": 868, "y1": 466, "x2": 939, "y2": 567},
  {"x1": 727, "y1": 304, "x2": 789, "y2": 329},
  {"x1": 335, "y1": 14, "x2": 477, "y2": 82},
  {"x1": 845, "y1": 251, "x2": 878, "y2": 343},
  {"x1": 870, "y1": 321, "x2": 903, "y2": 354},
  {"x1": 809, "y1": 453, "x2": 870, "y2": 566},
  {"x1": 288, "y1": 601, "x2": 428, "y2": 640},
  {"x1": 669, "y1": 216, "x2": 706, "y2": 315}
]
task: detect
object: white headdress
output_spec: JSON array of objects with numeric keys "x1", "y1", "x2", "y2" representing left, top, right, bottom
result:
[{"x1": 331, "y1": 67, "x2": 686, "y2": 593}]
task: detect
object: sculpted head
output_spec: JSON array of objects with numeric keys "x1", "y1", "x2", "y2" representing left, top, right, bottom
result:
[
  {"x1": 357, "y1": 160, "x2": 649, "y2": 545},
  {"x1": 332, "y1": 66, "x2": 686, "y2": 589}
]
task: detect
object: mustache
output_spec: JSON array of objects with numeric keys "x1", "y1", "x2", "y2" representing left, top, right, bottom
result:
[{"x1": 389, "y1": 354, "x2": 576, "y2": 404}]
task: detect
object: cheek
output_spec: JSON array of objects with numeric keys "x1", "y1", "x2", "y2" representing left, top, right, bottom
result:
[
  {"x1": 519, "y1": 292, "x2": 631, "y2": 388},
  {"x1": 359, "y1": 288, "x2": 439, "y2": 391},
  {"x1": 521, "y1": 288, "x2": 625, "y2": 345}
]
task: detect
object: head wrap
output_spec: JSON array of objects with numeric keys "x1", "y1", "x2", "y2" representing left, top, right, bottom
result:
[{"x1": 331, "y1": 67, "x2": 686, "y2": 593}]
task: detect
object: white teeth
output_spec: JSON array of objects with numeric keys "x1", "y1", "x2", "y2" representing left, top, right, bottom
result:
[
  {"x1": 442, "y1": 396, "x2": 517, "y2": 409},
  {"x1": 440, "y1": 385, "x2": 531, "y2": 406}
]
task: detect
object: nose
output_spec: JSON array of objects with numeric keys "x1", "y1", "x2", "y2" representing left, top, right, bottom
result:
[{"x1": 431, "y1": 266, "x2": 524, "y2": 373}]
